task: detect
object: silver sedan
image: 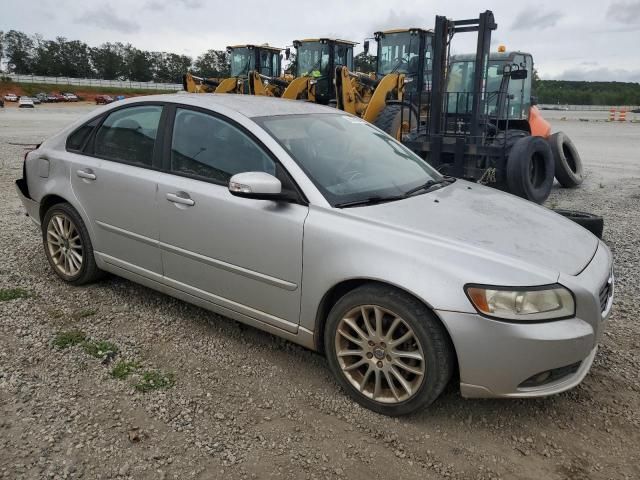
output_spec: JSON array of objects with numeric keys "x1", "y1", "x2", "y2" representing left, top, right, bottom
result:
[{"x1": 16, "y1": 94, "x2": 614, "y2": 416}]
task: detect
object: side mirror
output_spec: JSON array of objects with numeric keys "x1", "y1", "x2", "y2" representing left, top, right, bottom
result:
[
  {"x1": 363, "y1": 40, "x2": 370, "y2": 55},
  {"x1": 510, "y1": 68, "x2": 528, "y2": 80},
  {"x1": 530, "y1": 95, "x2": 538, "y2": 106},
  {"x1": 228, "y1": 171, "x2": 283, "y2": 200},
  {"x1": 285, "y1": 47, "x2": 291, "y2": 60}
]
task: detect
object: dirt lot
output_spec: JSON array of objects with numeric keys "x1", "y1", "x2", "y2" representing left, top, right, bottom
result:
[{"x1": 0, "y1": 104, "x2": 639, "y2": 480}]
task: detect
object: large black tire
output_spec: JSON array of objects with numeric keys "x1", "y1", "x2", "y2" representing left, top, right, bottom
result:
[
  {"x1": 324, "y1": 284, "x2": 455, "y2": 416},
  {"x1": 548, "y1": 132, "x2": 584, "y2": 188},
  {"x1": 373, "y1": 104, "x2": 417, "y2": 140},
  {"x1": 552, "y1": 209, "x2": 604, "y2": 239},
  {"x1": 506, "y1": 136, "x2": 554, "y2": 204},
  {"x1": 42, "y1": 202, "x2": 102, "y2": 285}
]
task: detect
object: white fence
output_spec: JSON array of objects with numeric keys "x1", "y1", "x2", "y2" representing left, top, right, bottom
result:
[
  {"x1": 539, "y1": 104, "x2": 640, "y2": 111},
  {"x1": 4, "y1": 73, "x2": 182, "y2": 91}
]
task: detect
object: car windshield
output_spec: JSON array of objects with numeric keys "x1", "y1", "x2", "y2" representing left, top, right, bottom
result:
[{"x1": 255, "y1": 113, "x2": 442, "y2": 206}]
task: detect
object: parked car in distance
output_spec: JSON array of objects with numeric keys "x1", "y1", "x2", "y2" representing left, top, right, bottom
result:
[
  {"x1": 3, "y1": 93, "x2": 18, "y2": 102},
  {"x1": 31, "y1": 96, "x2": 41, "y2": 105},
  {"x1": 47, "y1": 93, "x2": 65, "y2": 103},
  {"x1": 15, "y1": 95, "x2": 614, "y2": 416},
  {"x1": 95, "y1": 95, "x2": 114, "y2": 105},
  {"x1": 36, "y1": 92, "x2": 49, "y2": 103},
  {"x1": 18, "y1": 96, "x2": 35, "y2": 108},
  {"x1": 62, "y1": 92, "x2": 79, "y2": 102},
  {"x1": 114, "y1": 95, "x2": 126, "y2": 101}
]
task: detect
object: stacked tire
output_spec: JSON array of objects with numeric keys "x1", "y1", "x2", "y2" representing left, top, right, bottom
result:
[{"x1": 548, "y1": 131, "x2": 584, "y2": 188}]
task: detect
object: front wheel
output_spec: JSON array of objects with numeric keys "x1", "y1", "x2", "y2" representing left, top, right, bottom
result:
[
  {"x1": 324, "y1": 284, "x2": 455, "y2": 416},
  {"x1": 373, "y1": 104, "x2": 418, "y2": 141}
]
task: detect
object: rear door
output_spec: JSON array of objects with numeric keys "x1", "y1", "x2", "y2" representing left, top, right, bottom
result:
[
  {"x1": 156, "y1": 105, "x2": 308, "y2": 331},
  {"x1": 68, "y1": 103, "x2": 165, "y2": 277}
]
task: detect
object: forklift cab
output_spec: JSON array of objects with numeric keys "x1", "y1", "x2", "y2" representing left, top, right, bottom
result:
[
  {"x1": 446, "y1": 51, "x2": 534, "y2": 121},
  {"x1": 373, "y1": 28, "x2": 433, "y2": 95},
  {"x1": 293, "y1": 38, "x2": 356, "y2": 104}
]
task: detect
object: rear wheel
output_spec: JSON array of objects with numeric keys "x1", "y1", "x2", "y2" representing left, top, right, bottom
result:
[
  {"x1": 506, "y1": 136, "x2": 554, "y2": 204},
  {"x1": 373, "y1": 104, "x2": 417, "y2": 141},
  {"x1": 324, "y1": 284, "x2": 454, "y2": 416},
  {"x1": 549, "y1": 132, "x2": 584, "y2": 188},
  {"x1": 42, "y1": 203, "x2": 102, "y2": 285}
]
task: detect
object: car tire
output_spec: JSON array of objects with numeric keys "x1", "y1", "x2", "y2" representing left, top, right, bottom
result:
[
  {"x1": 42, "y1": 202, "x2": 102, "y2": 285},
  {"x1": 552, "y1": 209, "x2": 604, "y2": 238},
  {"x1": 324, "y1": 284, "x2": 455, "y2": 416},
  {"x1": 506, "y1": 135, "x2": 554, "y2": 204},
  {"x1": 373, "y1": 104, "x2": 418, "y2": 141},
  {"x1": 549, "y1": 132, "x2": 584, "y2": 188}
]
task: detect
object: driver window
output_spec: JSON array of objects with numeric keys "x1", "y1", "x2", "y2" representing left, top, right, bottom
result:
[{"x1": 170, "y1": 108, "x2": 276, "y2": 184}]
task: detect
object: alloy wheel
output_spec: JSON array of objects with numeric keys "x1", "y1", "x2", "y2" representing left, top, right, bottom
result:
[
  {"x1": 334, "y1": 305, "x2": 425, "y2": 404},
  {"x1": 46, "y1": 213, "x2": 83, "y2": 277}
]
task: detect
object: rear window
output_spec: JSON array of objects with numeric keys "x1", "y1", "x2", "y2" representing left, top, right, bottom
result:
[{"x1": 66, "y1": 117, "x2": 101, "y2": 152}]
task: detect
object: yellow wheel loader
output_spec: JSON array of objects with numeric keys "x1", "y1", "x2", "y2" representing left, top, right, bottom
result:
[
  {"x1": 335, "y1": 28, "x2": 433, "y2": 139},
  {"x1": 280, "y1": 38, "x2": 357, "y2": 104},
  {"x1": 183, "y1": 44, "x2": 283, "y2": 95}
]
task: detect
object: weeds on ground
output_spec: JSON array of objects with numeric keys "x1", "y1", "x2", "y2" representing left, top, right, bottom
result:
[
  {"x1": 53, "y1": 329, "x2": 87, "y2": 349},
  {"x1": 135, "y1": 370, "x2": 175, "y2": 392},
  {"x1": 0, "y1": 288, "x2": 31, "y2": 301},
  {"x1": 81, "y1": 340, "x2": 119, "y2": 359},
  {"x1": 47, "y1": 308, "x2": 65, "y2": 319},
  {"x1": 72, "y1": 308, "x2": 98, "y2": 319},
  {"x1": 111, "y1": 360, "x2": 140, "y2": 380}
]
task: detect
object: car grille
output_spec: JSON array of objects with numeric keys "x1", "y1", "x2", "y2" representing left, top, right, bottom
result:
[{"x1": 598, "y1": 272, "x2": 614, "y2": 313}]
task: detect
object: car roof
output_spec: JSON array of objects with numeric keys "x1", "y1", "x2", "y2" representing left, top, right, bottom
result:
[{"x1": 118, "y1": 93, "x2": 340, "y2": 119}]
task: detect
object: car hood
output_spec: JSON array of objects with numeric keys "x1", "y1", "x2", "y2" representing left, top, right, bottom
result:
[{"x1": 345, "y1": 180, "x2": 598, "y2": 277}]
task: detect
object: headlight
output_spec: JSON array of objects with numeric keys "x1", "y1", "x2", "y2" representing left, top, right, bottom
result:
[{"x1": 465, "y1": 284, "x2": 575, "y2": 321}]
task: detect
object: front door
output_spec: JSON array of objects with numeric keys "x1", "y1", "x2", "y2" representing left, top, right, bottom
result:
[{"x1": 157, "y1": 106, "x2": 308, "y2": 332}]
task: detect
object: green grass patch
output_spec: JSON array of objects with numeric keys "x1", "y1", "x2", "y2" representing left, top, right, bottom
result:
[
  {"x1": 81, "y1": 340, "x2": 119, "y2": 359},
  {"x1": 111, "y1": 360, "x2": 140, "y2": 380},
  {"x1": 0, "y1": 288, "x2": 31, "y2": 301},
  {"x1": 135, "y1": 370, "x2": 175, "y2": 392},
  {"x1": 53, "y1": 329, "x2": 86, "y2": 349},
  {"x1": 73, "y1": 308, "x2": 98, "y2": 319}
]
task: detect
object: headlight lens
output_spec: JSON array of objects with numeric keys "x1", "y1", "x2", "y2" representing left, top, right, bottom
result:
[{"x1": 465, "y1": 285, "x2": 575, "y2": 321}]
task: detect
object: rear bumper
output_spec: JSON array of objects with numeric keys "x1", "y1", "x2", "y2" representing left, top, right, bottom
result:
[
  {"x1": 15, "y1": 179, "x2": 41, "y2": 226},
  {"x1": 438, "y1": 242, "x2": 613, "y2": 399}
]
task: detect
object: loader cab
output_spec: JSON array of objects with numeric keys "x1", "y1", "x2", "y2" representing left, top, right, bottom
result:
[
  {"x1": 374, "y1": 28, "x2": 433, "y2": 94},
  {"x1": 293, "y1": 38, "x2": 356, "y2": 104},
  {"x1": 446, "y1": 51, "x2": 534, "y2": 122},
  {"x1": 228, "y1": 45, "x2": 282, "y2": 79}
]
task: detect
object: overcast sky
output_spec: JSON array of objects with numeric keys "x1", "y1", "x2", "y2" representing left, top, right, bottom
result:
[{"x1": 3, "y1": 0, "x2": 640, "y2": 82}]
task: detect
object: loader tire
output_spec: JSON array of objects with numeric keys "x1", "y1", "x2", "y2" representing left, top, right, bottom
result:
[
  {"x1": 549, "y1": 132, "x2": 584, "y2": 188},
  {"x1": 552, "y1": 209, "x2": 604, "y2": 239},
  {"x1": 506, "y1": 135, "x2": 554, "y2": 204},
  {"x1": 373, "y1": 104, "x2": 417, "y2": 141}
]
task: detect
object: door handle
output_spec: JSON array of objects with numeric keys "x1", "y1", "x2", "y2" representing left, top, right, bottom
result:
[
  {"x1": 166, "y1": 192, "x2": 195, "y2": 206},
  {"x1": 76, "y1": 168, "x2": 96, "y2": 180}
]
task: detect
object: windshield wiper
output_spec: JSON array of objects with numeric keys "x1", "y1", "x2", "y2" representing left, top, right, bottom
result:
[
  {"x1": 335, "y1": 195, "x2": 405, "y2": 208},
  {"x1": 402, "y1": 176, "x2": 456, "y2": 197}
]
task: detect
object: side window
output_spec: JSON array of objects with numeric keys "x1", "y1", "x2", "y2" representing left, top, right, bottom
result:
[
  {"x1": 67, "y1": 116, "x2": 101, "y2": 152},
  {"x1": 94, "y1": 105, "x2": 162, "y2": 166},
  {"x1": 170, "y1": 108, "x2": 276, "y2": 184}
]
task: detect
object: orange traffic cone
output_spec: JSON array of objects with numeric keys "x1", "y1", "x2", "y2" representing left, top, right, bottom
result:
[
  {"x1": 609, "y1": 107, "x2": 616, "y2": 121},
  {"x1": 619, "y1": 109, "x2": 627, "y2": 122}
]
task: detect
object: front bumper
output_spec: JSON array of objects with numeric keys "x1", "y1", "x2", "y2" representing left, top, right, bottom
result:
[
  {"x1": 438, "y1": 242, "x2": 613, "y2": 398},
  {"x1": 15, "y1": 179, "x2": 41, "y2": 226}
]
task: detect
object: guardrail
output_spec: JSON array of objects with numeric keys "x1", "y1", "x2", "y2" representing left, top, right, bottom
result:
[
  {"x1": 3, "y1": 73, "x2": 183, "y2": 91},
  {"x1": 539, "y1": 104, "x2": 640, "y2": 112}
]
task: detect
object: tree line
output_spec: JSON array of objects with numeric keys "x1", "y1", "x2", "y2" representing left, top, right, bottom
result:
[
  {"x1": 1, "y1": 30, "x2": 638, "y2": 104},
  {"x1": 0, "y1": 30, "x2": 230, "y2": 83}
]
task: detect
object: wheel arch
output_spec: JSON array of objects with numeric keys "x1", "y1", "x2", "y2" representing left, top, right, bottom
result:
[
  {"x1": 313, "y1": 278, "x2": 458, "y2": 369},
  {"x1": 39, "y1": 193, "x2": 69, "y2": 221}
]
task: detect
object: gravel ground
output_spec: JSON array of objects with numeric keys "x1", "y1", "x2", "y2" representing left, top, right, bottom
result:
[{"x1": 1, "y1": 105, "x2": 639, "y2": 480}]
